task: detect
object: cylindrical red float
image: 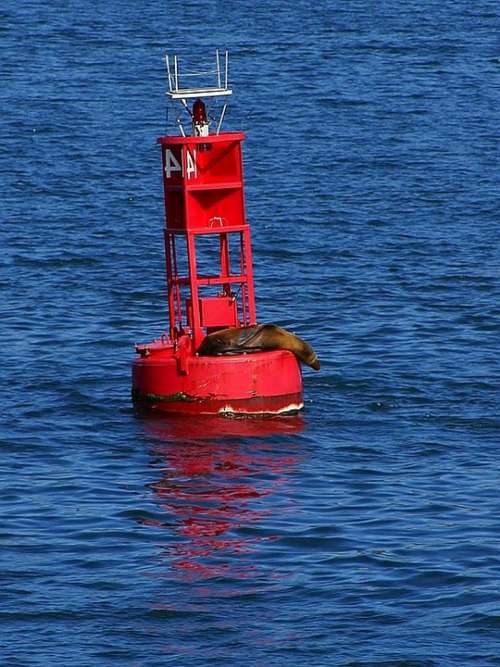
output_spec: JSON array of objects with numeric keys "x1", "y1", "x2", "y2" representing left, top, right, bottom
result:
[{"x1": 133, "y1": 342, "x2": 302, "y2": 416}]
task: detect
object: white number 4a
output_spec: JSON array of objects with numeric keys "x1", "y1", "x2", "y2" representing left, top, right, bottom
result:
[{"x1": 165, "y1": 148, "x2": 197, "y2": 179}]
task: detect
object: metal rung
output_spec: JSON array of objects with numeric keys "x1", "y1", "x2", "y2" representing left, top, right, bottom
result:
[
  {"x1": 168, "y1": 87, "x2": 232, "y2": 100},
  {"x1": 172, "y1": 275, "x2": 247, "y2": 286},
  {"x1": 181, "y1": 70, "x2": 220, "y2": 77}
]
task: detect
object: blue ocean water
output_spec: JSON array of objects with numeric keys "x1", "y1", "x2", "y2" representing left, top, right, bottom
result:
[{"x1": 1, "y1": 0, "x2": 500, "y2": 665}]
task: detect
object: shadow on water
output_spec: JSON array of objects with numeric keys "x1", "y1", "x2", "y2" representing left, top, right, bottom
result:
[{"x1": 136, "y1": 413, "x2": 304, "y2": 585}]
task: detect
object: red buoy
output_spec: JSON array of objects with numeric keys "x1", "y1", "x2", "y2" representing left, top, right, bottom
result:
[{"x1": 132, "y1": 52, "x2": 310, "y2": 416}]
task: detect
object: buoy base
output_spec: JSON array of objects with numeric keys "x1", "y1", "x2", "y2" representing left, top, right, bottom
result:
[
  {"x1": 132, "y1": 340, "x2": 303, "y2": 417},
  {"x1": 132, "y1": 390, "x2": 303, "y2": 416}
]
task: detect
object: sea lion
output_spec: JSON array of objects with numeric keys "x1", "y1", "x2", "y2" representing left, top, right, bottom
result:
[{"x1": 197, "y1": 323, "x2": 320, "y2": 370}]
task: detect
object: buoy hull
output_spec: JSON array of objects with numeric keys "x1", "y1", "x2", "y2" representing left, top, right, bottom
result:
[{"x1": 132, "y1": 346, "x2": 303, "y2": 416}]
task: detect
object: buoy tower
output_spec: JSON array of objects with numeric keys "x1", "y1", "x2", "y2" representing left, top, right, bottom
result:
[{"x1": 132, "y1": 52, "x2": 307, "y2": 416}]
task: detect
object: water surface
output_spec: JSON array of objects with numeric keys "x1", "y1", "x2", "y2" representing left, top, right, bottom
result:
[{"x1": 1, "y1": 1, "x2": 500, "y2": 665}]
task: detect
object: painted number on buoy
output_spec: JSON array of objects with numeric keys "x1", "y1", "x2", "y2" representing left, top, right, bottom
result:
[{"x1": 164, "y1": 148, "x2": 197, "y2": 179}]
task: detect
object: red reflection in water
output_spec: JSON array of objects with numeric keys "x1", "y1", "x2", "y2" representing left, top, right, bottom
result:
[
  {"x1": 144, "y1": 413, "x2": 305, "y2": 440},
  {"x1": 140, "y1": 414, "x2": 303, "y2": 581}
]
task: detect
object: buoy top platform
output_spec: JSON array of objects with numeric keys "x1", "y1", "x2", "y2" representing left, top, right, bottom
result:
[{"x1": 132, "y1": 51, "x2": 319, "y2": 417}]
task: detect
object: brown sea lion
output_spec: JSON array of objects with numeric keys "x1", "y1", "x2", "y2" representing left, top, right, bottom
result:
[{"x1": 197, "y1": 323, "x2": 320, "y2": 370}]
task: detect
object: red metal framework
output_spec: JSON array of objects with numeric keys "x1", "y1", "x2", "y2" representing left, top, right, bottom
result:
[{"x1": 158, "y1": 132, "x2": 257, "y2": 350}]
